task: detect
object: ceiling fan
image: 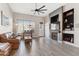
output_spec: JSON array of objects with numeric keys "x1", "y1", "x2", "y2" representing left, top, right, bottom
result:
[{"x1": 31, "y1": 3, "x2": 47, "y2": 15}]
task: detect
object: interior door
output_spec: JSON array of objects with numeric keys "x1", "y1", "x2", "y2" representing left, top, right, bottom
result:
[{"x1": 39, "y1": 22, "x2": 44, "y2": 37}]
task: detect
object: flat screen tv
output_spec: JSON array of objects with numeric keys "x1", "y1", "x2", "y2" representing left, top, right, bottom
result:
[
  {"x1": 51, "y1": 24, "x2": 57, "y2": 30},
  {"x1": 51, "y1": 14, "x2": 59, "y2": 23},
  {"x1": 51, "y1": 23, "x2": 59, "y2": 31}
]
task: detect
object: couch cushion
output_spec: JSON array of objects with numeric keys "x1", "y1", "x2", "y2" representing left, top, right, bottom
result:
[
  {"x1": 0, "y1": 34, "x2": 8, "y2": 42},
  {"x1": 0, "y1": 34, "x2": 7, "y2": 40},
  {"x1": 5, "y1": 32, "x2": 13, "y2": 39}
]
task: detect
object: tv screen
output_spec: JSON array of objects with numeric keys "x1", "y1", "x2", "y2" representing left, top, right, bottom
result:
[
  {"x1": 51, "y1": 23, "x2": 59, "y2": 31},
  {"x1": 51, "y1": 24, "x2": 57, "y2": 30},
  {"x1": 51, "y1": 14, "x2": 59, "y2": 23}
]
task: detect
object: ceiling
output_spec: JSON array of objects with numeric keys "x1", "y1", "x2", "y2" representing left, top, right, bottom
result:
[{"x1": 9, "y1": 3, "x2": 65, "y2": 17}]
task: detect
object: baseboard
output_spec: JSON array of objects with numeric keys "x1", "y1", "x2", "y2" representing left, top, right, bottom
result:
[{"x1": 63, "y1": 41, "x2": 79, "y2": 48}]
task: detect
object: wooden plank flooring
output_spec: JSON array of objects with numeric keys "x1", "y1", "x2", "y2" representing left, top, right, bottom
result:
[{"x1": 10, "y1": 37, "x2": 79, "y2": 56}]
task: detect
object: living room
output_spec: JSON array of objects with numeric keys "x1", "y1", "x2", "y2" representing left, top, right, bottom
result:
[{"x1": 1, "y1": 2, "x2": 79, "y2": 56}]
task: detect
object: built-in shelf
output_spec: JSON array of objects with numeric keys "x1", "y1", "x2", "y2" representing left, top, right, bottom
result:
[
  {"x1": 63, "y1": 9, "x2": 74, "y2": 43},
  {"x1": 63, "y1": 33, "x2": 74, "y2": 43},
  {"x1": 63, "y1": 9, "x2": 74, "y2": 31},
  {"x1": 63, "y1": 31, "x2": 74, "y2": 34}
]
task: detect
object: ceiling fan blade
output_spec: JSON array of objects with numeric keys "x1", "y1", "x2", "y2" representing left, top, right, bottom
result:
[
  {"x1": 34, "y1": 11, "x2": 36, "y2": 14},
  {"x1": 39, "y1": 11, "x2": 45, "y2": 14},
  {"x1": 38, "y1": 12, "x2": 40, "y2": 15},
  {"x1": 38, "y1": 5, "x2": 45, "y2": 10},
  {"x1": 39, "y1": 9, "x2": 47, "y2": 11}
]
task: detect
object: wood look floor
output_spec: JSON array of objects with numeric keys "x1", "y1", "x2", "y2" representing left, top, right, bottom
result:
[{"x1": 10, "y1": 37, "x2": 79, "y2": 56}]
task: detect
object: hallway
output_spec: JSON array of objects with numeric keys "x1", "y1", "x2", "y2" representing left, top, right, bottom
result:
[{"x1": 10, "y1": 37, "x2": 79, "y2": 56}]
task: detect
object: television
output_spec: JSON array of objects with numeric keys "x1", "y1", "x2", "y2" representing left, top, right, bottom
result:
[
  {"x1": 51, "y1": 14, "x2": 59, "y2": 23},
  {"x1": 51, "y1": 23, "x2": 59, "y2": 31}
]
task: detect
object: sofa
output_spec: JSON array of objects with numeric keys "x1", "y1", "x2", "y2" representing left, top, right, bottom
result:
[
  {"x1": 0, "y1": 42, "x2": 11, "y2": 56},
  {"x1": 0, "y1": 32, "x2": 20, "y2": 49}
]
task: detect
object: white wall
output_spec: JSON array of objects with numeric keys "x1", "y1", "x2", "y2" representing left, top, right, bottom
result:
[
  {"x1": 13, "y1": 12, "x2": 44, "y2": 37},
  {"x1": 44, "y1": 16, "x2": 50, "y2": 39},
  {"x1": 0, "y1": 3, "x2": 13, "y2": 34}
]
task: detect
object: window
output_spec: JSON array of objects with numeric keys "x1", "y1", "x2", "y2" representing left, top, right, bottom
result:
[{"x1": 16, "y1": 19, "x2": 35, "y2": 33}]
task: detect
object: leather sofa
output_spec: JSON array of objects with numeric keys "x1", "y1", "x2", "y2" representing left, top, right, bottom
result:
[
  {"x1": 0, "y1": 33, "x2": 20, "y2": 49},
  {"x1": 0, "y1": 42, "x2": 11, "y2": 56}
]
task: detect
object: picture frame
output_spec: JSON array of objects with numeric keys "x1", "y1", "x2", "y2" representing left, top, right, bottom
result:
[{"x1": 1, "y1": 11, "x2": 9, "y2": 26}]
